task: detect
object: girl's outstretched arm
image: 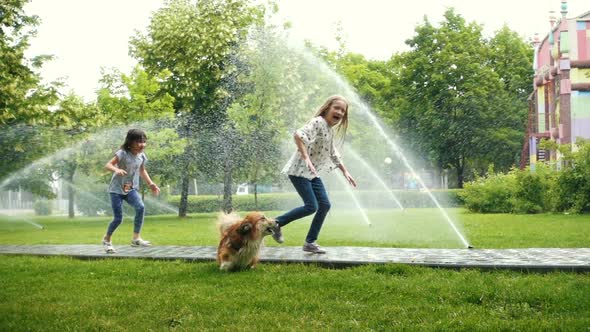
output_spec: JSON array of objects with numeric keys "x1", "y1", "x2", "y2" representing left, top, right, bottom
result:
[{"x1": 140, "y1": 165, "x2": 160, "y2": 195}]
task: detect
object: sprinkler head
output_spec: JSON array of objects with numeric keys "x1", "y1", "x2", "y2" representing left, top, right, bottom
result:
[{"x1": 467, "y1": 245, "x2": 474, "y2": 249}]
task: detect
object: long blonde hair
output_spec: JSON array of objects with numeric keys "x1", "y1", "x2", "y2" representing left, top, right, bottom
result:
[{"x1": 313, "y1": 95, "x2": 349, "y2": 143}]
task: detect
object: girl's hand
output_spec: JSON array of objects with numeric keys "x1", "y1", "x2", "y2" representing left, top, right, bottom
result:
[
  {"x1": 305, "y1": 159, "x2": 318, "y2": 177},
  {"x1": 344, "y1": 171, "x2": 357, "y2": 187},
  {"x1": 149, "y1": 183, "x2": 160, "y2": 196},
  {"x1": 115, "y1": 168, "x2": 127, "y2": 176}
]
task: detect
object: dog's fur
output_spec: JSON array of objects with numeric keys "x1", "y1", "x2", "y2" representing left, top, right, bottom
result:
[{"x1": 216, "y1": 211, "x2": 277, "y2": 272}]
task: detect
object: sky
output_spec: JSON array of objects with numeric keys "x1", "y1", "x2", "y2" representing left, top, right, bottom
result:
[{"x1": 24, "y1": 0, "x2": 588, "y2": 101}]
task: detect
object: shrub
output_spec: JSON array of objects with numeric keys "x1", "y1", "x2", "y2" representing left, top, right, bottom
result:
[
  {"x1": 33, "y1": 199, "x2": 52, "y2": 216},
  {"x1": 460, "y1": 168, "x2": 517, "y2": 213},
  {"x1": 513, "y1": 164, "x2": 555, "y2": 214},
  {"x1": 552, "y1": 139, "x2": 590, "y2": 213},
  {"x1": 462, "y1": 140, "x2": 590, "y2": 214}
]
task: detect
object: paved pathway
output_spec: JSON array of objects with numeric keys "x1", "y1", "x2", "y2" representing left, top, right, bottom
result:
[{"x1": 1, "y1": 244, "x2": 589, "y2": 271}]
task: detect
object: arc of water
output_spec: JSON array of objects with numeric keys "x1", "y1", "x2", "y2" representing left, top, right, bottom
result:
[
  {"x1": 0, "y1": 147, "x2": 76, "y2": 191},
  {"x1": 0, "y1": 213, "x2": 44, "y2": 229},
  {"x1": 333, "y1": 172, "x2": 372, "y2": 226},
  {"x1": 60, "y1": 179, "x2": 132, "y2": 217},
  {"x1": 144, "y1": 196, "x2": 179, "y2": 214},
  {"x1": 64, "y1": 179, "x2": 178, "y2": 216},
  {"x1": 355, "y1": 105, "x2": 470, "y2": 248},
  {"x1": 298, "y1": 49, "x2": 470, "y2": 248},
  {"x1": 347, "y1": 148, "x2": 404, "y2": 210}
]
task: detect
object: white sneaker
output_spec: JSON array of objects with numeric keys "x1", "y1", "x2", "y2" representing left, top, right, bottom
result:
[
  {"x1": 271, "y1": 224, "x2": 284, "y2": 244},
  {"x1": 102, "y1": 240, "x2": 116, "y2": 253},
  {"x1": 302, "y1": 242, "x2": 326, "y2": 254},
  {"x1": 130, "y1": 238, "x2": 152, "y2": 247}
]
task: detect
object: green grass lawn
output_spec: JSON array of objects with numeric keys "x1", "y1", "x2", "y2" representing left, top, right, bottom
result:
[
  {"x1": 1, "y1": 256, "x2": 589, "y2": 331},
  {"x1": 1, "y1": 209, "x2": 589, "y2": 331},
  {"x1": 1, "y1": 208, "x2": 589, "y2": 248}
]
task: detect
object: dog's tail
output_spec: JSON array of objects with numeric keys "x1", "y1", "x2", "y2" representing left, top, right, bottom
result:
[{"x1": 216, "y1": 212, "x2": 241, "y2": 236}]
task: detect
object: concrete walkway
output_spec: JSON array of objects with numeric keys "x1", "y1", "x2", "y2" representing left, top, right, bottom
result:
[{"x1": 1, "y1": 244, "x2": 589, "y2": 271}]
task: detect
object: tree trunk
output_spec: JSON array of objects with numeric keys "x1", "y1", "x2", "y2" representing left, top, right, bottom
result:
[
  {"x1": 434, "y1": 159, "x2": 443, "y2": 189},
  {"x1": 66, "y1": 162, "x2": 77, "y2": 218},
  {"x1": 179, "y1": 163, "x2": 189, "y2": 217},
  {"x1": 67, "y1": 171, "x2": 75, "y2": 218},
  {"x1": 254, "y1": 183, "x2": 258, "y2": 210},
  {"x1": 223, "y1": 158, "x2": 233, "y2": 213},
  {"x1": 253, "y1": 166, "x2": 258, "y2": 210},
  {"x1": 456, "y1": 157, "x2": 465, "y2": 189}
]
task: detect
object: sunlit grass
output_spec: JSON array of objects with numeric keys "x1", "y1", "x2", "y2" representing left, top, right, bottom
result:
[
  {"x1": 1, "y1": 209, "x2": 589, "y2": 330},
  {"x1": 0, "y1": 256, "x2": 589, "y2": 331},
  {"x1": 0, "y1": 208, "x2": 589, "y2": 248}
]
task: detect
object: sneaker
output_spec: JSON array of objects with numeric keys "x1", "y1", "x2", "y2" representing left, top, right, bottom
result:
[
  {"x1": 271, "y1": 224, "x2": 284, "y2": 244},
  {"x1": 302, "y1": 242, "x2": 326, "y2": 254},
  {"x1": 102, "y1": 240, "x2": 116, "y2": 254},
  {"x1": 130, "y1": 238, "x2": 152, "y2": 247}
]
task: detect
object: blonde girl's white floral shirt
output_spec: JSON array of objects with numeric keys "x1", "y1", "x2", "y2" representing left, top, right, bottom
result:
[{"x1": 282, "y1": 116, "x2": 342, "y2": 179}]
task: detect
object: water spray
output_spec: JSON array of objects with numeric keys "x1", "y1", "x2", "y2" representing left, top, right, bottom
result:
[
  {"x1": 347, "y1": 148, "x2": 404, "y2": 210},
  {"x1": 298, "y1": 49, "x2": 471, "y2": 248},
  {"x1": 358, "y1": 107, "x2": 471, "y2": 248},
  {"x1": 333, "y1": 172, "x2": 372, "y2": 227},
  {"x1": 0, "y1": 213, "x2": 45, "y2": 229}
]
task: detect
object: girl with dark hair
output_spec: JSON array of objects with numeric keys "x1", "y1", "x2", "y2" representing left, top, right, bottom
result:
[{"x1": 102, "y1": 129, "x2": 160, "y2": 253}]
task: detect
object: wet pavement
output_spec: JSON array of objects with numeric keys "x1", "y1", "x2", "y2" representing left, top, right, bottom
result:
[{"x1": 1, "y1": 244, "x2": 589, "y2": 271}]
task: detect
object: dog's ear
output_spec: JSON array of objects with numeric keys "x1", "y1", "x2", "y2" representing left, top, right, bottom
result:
[{"x1": 238, "y1": 223, "x2": 252, "y2": 235}]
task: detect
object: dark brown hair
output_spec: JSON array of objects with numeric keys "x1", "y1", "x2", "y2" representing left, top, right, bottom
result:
[{"x1": 120, "y1": 129, "x2": 147, "y2": 151}]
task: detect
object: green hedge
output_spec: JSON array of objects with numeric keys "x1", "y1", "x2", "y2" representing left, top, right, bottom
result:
[{"x1": 167, "y1": 189, "x2": 464, "y2": 213}]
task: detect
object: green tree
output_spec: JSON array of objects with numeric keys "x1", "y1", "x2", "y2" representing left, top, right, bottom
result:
[
  {"x1": 227, "y1": 21, "x2": 300, "y2": 207},
  {"x1": 484, "y1": 26, "x2": 533, "y2": 170},
  {"x1": 51, "y1": 94, "x2": 102, "y2": 217},
  {"x1": 0, "y1": 0, "x2": 60, "y2": 186},
  {"x1": 130, "y1": 0, "x2": 263, "y2": 216},
  {"x1": 0, "y1": 0, "x2": 58, "y2": 125},
  {"x1": 390, "y1": 9, "x2": 518, "y2": 187},
  {"x1": 97, "y1": 66, "x2": 175, "y2": 124}
]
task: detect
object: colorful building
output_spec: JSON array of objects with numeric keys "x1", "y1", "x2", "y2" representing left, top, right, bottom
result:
[{"x1": 521, "y1": 1, "x2": 590, "y2": 169}]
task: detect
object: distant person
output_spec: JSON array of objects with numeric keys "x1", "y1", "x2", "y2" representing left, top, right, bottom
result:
[
  {"x1": 101, "y1": 129, "x2": 160, "y2": 254},
  {"x1": 272, "y1": 95, "x2": 357, "y2": 254}
]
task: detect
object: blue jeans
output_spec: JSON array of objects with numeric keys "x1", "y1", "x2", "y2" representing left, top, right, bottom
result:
[
  {"x1": 106, "y1": 190, "x2": 145, "y2": 235},
  {"x1": 276, "y1": 175, "x2": 331, "y2": 243}
]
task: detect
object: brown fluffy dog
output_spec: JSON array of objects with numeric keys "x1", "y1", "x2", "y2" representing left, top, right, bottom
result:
[{"x1": 216, "y1": 211, "x2": 277, "y2": 272}]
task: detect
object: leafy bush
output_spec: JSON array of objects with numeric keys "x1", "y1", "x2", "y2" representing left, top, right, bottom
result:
[
  {"x1": 33, "y1": 199, "x2": 52, "y2": 216},
  {"x1": 512, "y1": 164, "x2": 555, "y2": 213},
  {"x1": 462, "y1": 140, "x2": 590, "y2": 214},
  {"x1": 552, "y1": 140, "x2": 590, "y2": 213},
  {"x1": 460, "y1": 168, "x2": 517, "y2": 213}
]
